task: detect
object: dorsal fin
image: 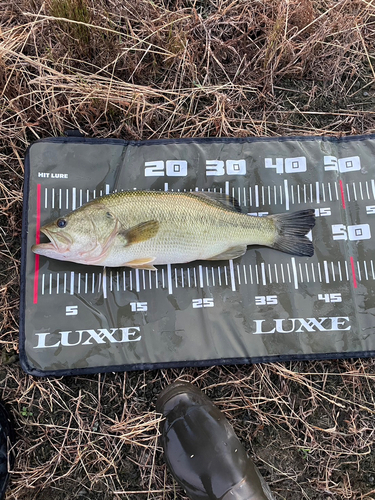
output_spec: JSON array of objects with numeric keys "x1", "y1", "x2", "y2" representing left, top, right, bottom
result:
[{"x1": 188, "y1": 191, "x2": 243, "y2": 213}]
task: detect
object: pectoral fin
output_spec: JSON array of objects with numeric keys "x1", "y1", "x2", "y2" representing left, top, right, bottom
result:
[
  {"x1": 124, "y1": 257, "x2": 157, "y2": 270},
  {"x1": 206, "y1": 245, "x2": 247, "y2": 261},
  {"x1": 120, "y1": 220, "x2": 159, "y2": 245}
]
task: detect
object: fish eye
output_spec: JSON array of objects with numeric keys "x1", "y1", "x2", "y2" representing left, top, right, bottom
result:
[{"x1": 57, "y1": 218, "x2": 67, "y2": 228}]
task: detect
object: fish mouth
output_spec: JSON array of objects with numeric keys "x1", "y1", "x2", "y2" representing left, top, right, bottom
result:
[{"x1": 31, "y1": 227, "x2": 71, "y2": 255}]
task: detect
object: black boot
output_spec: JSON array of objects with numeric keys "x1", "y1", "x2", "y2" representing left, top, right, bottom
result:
[
  {"x1": 156, "y1": 381, "x2": 274, "y2": 500},
  {"x1": 0, "y1": 401, "x2": 14, "y2": 500}
]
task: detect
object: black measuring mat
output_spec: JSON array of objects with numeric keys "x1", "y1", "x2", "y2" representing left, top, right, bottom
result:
[{"x1": 20, "y1": 135, "x2": 375, "y2": 376}]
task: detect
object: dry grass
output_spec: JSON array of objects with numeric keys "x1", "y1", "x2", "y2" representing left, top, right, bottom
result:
[{"x1": 1, "y1": 0, "x2": 375, "y2": 498}]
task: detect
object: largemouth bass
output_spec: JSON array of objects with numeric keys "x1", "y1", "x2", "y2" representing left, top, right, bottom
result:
[{"x1": 31, "y1": 190, "x2": 315, "y2": 269}]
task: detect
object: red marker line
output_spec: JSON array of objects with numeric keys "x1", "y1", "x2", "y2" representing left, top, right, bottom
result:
[
  {"x1": 350, "y1": 256, "x2": 357, "y2": 289},
  {"x1": 33, "y1": 184, "x2": 41, "y2": 304},
  {"x1": 339, "y1": 180, "x2": 346, "y2": 209}
]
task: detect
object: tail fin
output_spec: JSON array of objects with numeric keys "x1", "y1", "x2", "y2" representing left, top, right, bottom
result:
[{"x1": 269, "y1": 209, "x2": 315, "y2": 257}]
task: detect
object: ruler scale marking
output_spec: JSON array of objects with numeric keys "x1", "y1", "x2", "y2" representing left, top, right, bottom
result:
[
  {"x1": 337, "y1": 261, "x2": 342, "y2": 282},
  {"x1": 243, "y1": 265, "x2": 247, "y2": 285},
  {"x1": 70, "y1": 271, "x2": 74, "y2": 295},
  {"x1": 346, "y1": 184, "x2": 351, "y2": 202},
  {"x1": 330, "y1": 262, "x2": 335, "y2": 282},
  {"x1": 280, "y1": 263, "x2": 285, "y2": 283},
  {"x1": 249, "y1": 265, "x2": 253, "y2": 285},
  {"x1": 284, "y1": 179, "x2": 289, "y2": 211},
  {"x1": 353, "y1": 182, "x2": 357, "y2": 201},
  {"x1": 317, "y1": 262, "x2": 322, "y2": 283},
  {"x1": 236, "y1": 265, "x2": 241, "y2": 285},
  {"x1": 334, "y1": 183, "x2": 339, "y2": 201},
  {"x1": 305, "y1": 262, "x2": 309, "y2": 282},
  {"x1": 366, "y1": 181, "x2": 370, "y2": 200},
  {"x1": 328, "y1": 183, "x2": 332, "y2": 201},
  {"x1": 359, "y1": 182, "x2": 363, "y2": 201},
  {"x1": 298, "y1": 262, "x2": 303, "y2": 283},
  {"x1": 199, "y1": 265, "x2": 204, "y2": 289},
  {"x1": 287, "y1": 263, "x2": 291, "y2": 283},
  {"x1": 261, "y1": 263, "x2": 267, "y2": 286},
  {"x1": 274, "y1": 263, "x2": 278, "y2": 284},
  {"x1": 364, "y1": 261, "x2": 369, "y2": 281},
  {"x1": 33, "y1": 170, "x2": 375, "y2": 342},
  {"x1": 323, "y1": 261, "x2": 330, "y2": 284},
  {"x1": 291, "y1": 258, "x2": 298, "y2": 289}
]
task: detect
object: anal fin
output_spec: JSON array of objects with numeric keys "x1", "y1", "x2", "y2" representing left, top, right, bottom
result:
[
  {"x1": 123, "y1": 257, "x2": 157, "y2": 270},
  {"x1": 206, "y1": 245, "x2": 247, "y2": 261}
]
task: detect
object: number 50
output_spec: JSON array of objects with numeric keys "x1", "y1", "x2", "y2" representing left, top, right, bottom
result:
[{"x1": 332, "y1": 223, "x2": 371, "y2": 241}]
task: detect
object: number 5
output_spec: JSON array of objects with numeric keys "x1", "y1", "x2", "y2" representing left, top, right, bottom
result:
[{"x1": 332, "y1": 224, "x2": 347, "y2": 241}]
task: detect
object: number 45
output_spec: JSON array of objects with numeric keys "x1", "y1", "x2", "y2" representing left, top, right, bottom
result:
[{"x1": 318, "y1": 293, "x2": 342, "y2": 303}]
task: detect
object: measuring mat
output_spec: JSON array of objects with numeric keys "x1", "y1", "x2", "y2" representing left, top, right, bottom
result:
[{"x1": 20, "y1": 135, "x2": 375, "y2": 376}]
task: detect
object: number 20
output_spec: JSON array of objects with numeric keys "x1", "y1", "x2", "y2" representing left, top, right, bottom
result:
[{"x1": 144, "y1": 160, "x2": 187, "y2": 177}]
